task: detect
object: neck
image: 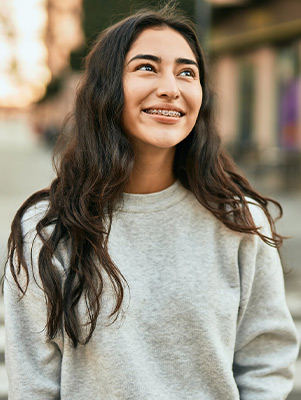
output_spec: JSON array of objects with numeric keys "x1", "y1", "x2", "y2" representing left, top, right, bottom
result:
[{"x1": 125, "y1": 146, "x2": 176, "y2": 194}]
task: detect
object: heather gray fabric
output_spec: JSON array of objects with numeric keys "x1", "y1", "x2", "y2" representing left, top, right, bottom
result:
[{"x1": 4, "y1": 181, "x2": 299, "y2": 399}]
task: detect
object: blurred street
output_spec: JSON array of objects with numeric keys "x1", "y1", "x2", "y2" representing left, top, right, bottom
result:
[
  {"x1": 0, "y1": 119, "x2": 55, "y2": 268},
  {"x1": 0, "y1": 118, "x2": 55, "y2": 398},
  {"x1": 0, "y1": 118, "x2": 300, "y2": 398}
]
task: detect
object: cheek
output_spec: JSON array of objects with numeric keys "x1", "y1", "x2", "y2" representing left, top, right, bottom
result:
[
  {"x1": 123, "y1": 78, "x2": 149, "y2": 106},
  {"x1": 186, "y1": 91, "x2": 202, "y2": 129},
  {"x1": 183, "y1": 84, "x2": 203, "y2": 115},
  {"x1": 193, "y1": 86, "x2": 203, "y2": 111}
]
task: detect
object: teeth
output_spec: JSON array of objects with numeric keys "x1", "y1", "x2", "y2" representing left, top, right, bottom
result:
[{"x1": 145, "y1": 109, "x2": 181, "y2": 117}]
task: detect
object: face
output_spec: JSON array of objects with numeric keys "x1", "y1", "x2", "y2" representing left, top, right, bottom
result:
[{"x1": 122, "y1": 27, "x2": 203, "y2": 154}]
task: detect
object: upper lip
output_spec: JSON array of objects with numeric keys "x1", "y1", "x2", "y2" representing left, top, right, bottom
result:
[{"x1": 143, "y1": 104, "x2": 185, "y2": 115}]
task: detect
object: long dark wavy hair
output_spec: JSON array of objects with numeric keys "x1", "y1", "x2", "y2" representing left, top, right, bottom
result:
[{"x1": 5, "y1": 4, "x2": 283, "y2": 347}]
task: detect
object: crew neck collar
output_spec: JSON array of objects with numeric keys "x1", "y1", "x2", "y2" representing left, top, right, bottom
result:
[{"x1": 119, "y1": 180, "x2": 188, "y2": 213}]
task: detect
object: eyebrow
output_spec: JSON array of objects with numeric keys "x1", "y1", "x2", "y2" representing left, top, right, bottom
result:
[
  {"x1": 176, "y1": 57, "x2": 198, "y2": 67},
  {"x1": 127, "y1": 54, "x2": 161, "y2": 65},
  {"x1": 127, "y1": 54, "x2": 198, "y2": 68}
]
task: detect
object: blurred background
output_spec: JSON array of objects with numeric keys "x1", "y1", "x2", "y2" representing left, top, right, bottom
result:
[{"x1": 0, "y1": 0, "x2": 300, "y2": 398}]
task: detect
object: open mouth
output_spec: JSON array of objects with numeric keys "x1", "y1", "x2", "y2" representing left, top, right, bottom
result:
[{"x1": 143, "y1": 109, "x2": 184, "y2": 118}]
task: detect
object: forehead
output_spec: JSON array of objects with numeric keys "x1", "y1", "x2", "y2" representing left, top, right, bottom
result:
[{"x1": 125, "y1": 27, "x2": 197, "y2": 62}]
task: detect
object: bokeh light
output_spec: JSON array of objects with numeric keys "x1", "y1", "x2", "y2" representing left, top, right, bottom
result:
[{"x1": 0, "y1": 0, "x2": 51, "y2": 107}]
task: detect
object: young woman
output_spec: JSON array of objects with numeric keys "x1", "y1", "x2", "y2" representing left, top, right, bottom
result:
[{"x1": 4, "y1": 5, "x2": 299, "y2": 400}]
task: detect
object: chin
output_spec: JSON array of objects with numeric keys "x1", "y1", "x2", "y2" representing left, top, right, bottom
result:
[
  {"x1": 150, "y1": 139, "x2": 182, "y2": 149},
  {"x1": 151, "y1": 132, "x2": 189, "y2": 147}
]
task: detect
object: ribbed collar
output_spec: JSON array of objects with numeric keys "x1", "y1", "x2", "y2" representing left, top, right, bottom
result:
[{"x1": 119, "y1": 180, "x2": 188, "y2": 213}]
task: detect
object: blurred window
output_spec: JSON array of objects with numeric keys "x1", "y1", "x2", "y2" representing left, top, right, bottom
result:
[
  {"x1": 238, "y1": 58, "x2": 255, "y2": 151},
  {"x1": 277, "y1": 40, "x2": 301, "y2": 150}
]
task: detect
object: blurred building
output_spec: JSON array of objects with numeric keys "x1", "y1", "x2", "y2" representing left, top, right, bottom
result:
[
  {"x1": 0, "y1": 0, "x2": 50, "y2": 109},
  {"x1": 0, "y1": 0, "x2": 83, "y2": 143},
  {"x1": 46, "y1": 0, "x2": 83, "y2": 77},
  {"x1": 210, "y1": 0, "x2": 301, "y2": 190},
  {"x1": 30, "y1": 0, "x2": 83, "y2": 140},
  {"x1": 0, "y1": 0, "x2": 82, "y2": 109}
]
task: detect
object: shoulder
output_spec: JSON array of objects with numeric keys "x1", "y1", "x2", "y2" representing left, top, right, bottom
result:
[
  {"x1": 4, "y1": 199, "x2": 51, "y2": 294},
  {"x1": 245, "y1": 197, "x2": 274, "y2": 238},
  {"x1": 245, "y1": 197, "x2": 266, "y2": 222},
  {"x1": 20, "y1": 199, "x2": 69, "y2": 268},
  {"x1": 186, "y1": 191, "x2": 271, "y2": 235},
  {"x1": 8, "y1": 198, "x2": 67, "y2": 287},
  {"x1": 238, "y1": 197, "x2": 281, "y2": 271},
  {"x1": 21, "y1": 199, "x2": 50, "y2": 240}
]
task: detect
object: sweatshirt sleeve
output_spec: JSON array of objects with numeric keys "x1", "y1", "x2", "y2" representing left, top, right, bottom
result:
[
  {"x1": 4, "y1": 203, "x2": 63, "y2": 400},
  {"x1": 233, "y1": 204, "x2": 299, "y2": 399}
]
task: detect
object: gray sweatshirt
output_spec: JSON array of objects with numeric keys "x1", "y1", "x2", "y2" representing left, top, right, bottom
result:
[{"x1": 4, "y1": 181, "x2": 299, "y2": 399}]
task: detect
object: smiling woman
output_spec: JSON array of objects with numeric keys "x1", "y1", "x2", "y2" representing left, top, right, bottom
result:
[
  {"x1": 122, "y1": 30, "x2": 202, "y2": 139},
  {"x1": 3, "y1": 3, "x2": 299, "y2": 400},
  {"x1": 122, "y1": 26, "x2": 203, "y2": 192}
]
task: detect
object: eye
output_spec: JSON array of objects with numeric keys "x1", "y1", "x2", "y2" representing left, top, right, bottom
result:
[
  {"x1": 136, "y1": 64, "x2": 155, "y2": 72},
  {"x1": 179, "y1": 69, "x2": 196, "y2": 77}
]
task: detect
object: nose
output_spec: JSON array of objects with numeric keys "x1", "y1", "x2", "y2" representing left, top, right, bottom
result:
[{"x1": 156, "y1": 72, "x2": 180, "y2": 99}]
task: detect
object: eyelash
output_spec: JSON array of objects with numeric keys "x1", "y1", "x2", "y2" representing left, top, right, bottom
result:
[
  {"x1": 136, "y1": 64, "x2": 156, "y2": 72},
  {"x1": 179, "y1": 69, "x2": 195, "y2": 78},
  {"x1": 136, "y1": 64, "x2": 196, "y2": 78}
]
